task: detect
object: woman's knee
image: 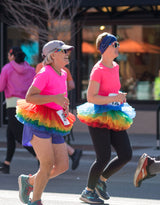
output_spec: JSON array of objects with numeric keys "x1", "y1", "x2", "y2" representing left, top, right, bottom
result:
[
  {"x1": 127, "y1": 148, "x2": 132, "y2": 161},
  {"x1": 96, "y1": 155, "x2": 111, "y2": 169},
  {"x1": 120, "y1": 149, "x2": 132, "y2": 163},
  {"x1": 40, "y1": 160, "x2": 54, "y2": 175},
  {"x1": 50, "y1": 160, "x2": 69, "y2": 178},
  {"x1": 57, "y1": 160, "x2": 69, "y2": 173}
]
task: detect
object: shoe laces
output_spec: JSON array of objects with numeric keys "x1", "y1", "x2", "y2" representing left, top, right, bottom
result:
[
  {"x1": 92, "y1": 191, "x2": 99, "y2": 199},
  {"x1": 98, "y1": 180, "x2": 106, "y2": 191},
  {"x1": 26, "y1": 185, "x2": 33, "y2": 195}
]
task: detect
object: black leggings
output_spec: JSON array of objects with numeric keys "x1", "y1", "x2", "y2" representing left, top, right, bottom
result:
[
  {"x1": 87, "y1": 126, "x2": 132, "y2": 190},
  {"x1": 6, "y1": 108, "x2": 36, "y2": 162}
]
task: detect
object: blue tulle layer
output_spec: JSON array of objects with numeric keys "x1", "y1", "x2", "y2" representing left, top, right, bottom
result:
[
  {"x1": 77, "y1": 102, "x2": 136, "y2": 119},
  {"x1": 77, "y1": 102, "x2": 136, "y2": 131}
]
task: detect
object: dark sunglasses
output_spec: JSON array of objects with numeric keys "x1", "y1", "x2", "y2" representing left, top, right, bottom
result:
[{"x1": 109, "y1": 42, "x2": 120, "y2": 48}]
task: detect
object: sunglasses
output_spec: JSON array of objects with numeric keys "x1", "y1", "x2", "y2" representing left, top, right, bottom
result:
[
  {"x1": 109, "y1": 42, "x2": 120, "y2": 48},
  {"x1": 54, "y1": 49, "x2": 68, "y2": 54}
]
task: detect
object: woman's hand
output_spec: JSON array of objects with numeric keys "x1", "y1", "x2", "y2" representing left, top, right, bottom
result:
[
  {"x1": 115, "y1": 93, "x2": 127, "y2": 103},
  {"x1": 54, "y1": 93, "x2": 69, "y2": 109}
]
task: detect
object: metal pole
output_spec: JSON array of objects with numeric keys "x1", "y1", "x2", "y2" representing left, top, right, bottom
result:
[{"x1": 156, "y1": 105, "x2": 160, "y2": 149}]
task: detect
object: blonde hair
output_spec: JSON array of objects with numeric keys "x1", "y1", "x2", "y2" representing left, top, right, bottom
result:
[
  {"x1": 43, "y1": 51, "x2": 54, "y2": 66},
  {"x1": 96, "y1": 32, "x2": 110, "y2": 51}
]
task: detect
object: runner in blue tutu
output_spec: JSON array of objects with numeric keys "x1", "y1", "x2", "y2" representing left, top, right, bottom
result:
[{"x1": 78, "y1": 32, "x2": 136, "y2": 204}]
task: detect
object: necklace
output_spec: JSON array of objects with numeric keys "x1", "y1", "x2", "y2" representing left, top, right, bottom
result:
[{"x1": 53, "y1": 67, "x2": 61, "y2": 75}]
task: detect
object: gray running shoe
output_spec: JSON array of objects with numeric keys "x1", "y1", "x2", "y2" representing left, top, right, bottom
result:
[
  {"x1": 95, "y1": 179, "x2": 110, "y2": 200},
  {"x1": 80, "y1": 188, "x2": 104, "y2": 204},
  {"x1": 18, "y1": 174, "x2": 33, "y2": 204}
]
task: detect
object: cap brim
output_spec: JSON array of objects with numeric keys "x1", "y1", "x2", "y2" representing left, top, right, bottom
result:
[{"x1": 57, "y1": 45, "x2": 74, "y2": 50}]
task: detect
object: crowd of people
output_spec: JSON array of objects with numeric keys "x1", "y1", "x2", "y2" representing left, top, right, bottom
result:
[{"x1": 0, "y1": 32, "x2": 158, "y2": 205}]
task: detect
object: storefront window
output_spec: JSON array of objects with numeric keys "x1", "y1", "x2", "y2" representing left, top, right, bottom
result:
[{"x1": 117, "y1": 25, "x2": 160, "y2": 100}]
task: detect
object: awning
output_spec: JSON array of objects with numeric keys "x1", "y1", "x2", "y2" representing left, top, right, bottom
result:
[
  {"x1": 78, "y1": 0, "x2": 160, "y2": 7},
  {"x1": 119, "y1": 39, "x2": 160, "y2": 54},
  {"x1": 82, "y1": 42, "x2": 96, "y2": 54}
]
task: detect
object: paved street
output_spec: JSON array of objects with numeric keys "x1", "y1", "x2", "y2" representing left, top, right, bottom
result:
[
  {"x1": 0, "y1": 190, "x2": 160, "y2": 205},
  {"x1": 0, "y1": 110, "x2": 160, "y2": 204},
  {"x1": 0, "y1": 147, "x2": 160, "y2": 204}
]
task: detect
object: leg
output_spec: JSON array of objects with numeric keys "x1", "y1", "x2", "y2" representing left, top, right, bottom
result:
[
  {"x1": 5, "y1": 123, "x2": 15, "y2": 164},
  {"x1": 66, "y1": 143, "x2": 74, "y2": 155},
  {"x1": 18, "y1": 134, "x2": 68, "y2": 204},
  {"x1": 87, "y1": 127, "x2": 111, "y2": 190},
  {"x1": 29, "y1": 135, "x2": 54, "y2": 202},
  {"x1": 31, "y1": 136, "x2": 53, "y2": 201},
  {"x1": 0, "y1": 123, "x2": 14, "y2": 173},
  {"x1": 5, "y1": 108, "x2": 17, "y2": 164},
  {"x1": 93, "y1": 130, "x2": 132, "y2": 201},
  {"x1": 0, "y1": 108, "x2": 16, "y2": 173},
  {"x1": 30, "y1": 135, "x2": 69, "y2": 202},
  {"x1": 23, "y1": 146, "x2": 36, "y2": 157},
  {"x1": 49, "y1": 142, "x2": 69, "y2": 178},
  {"x1": 80, "y1": 127, "x2": 110, "y2": 204},
  {"x1": 102, "y1": 130, "x2": 132, "y2": 179}
]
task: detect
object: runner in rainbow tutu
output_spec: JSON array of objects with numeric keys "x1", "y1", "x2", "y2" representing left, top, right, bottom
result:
[
  {"x1": 16, "y1": 40, "x2": 75, "y2": 205},
  {"x1": 78, "y1": 32, "x2": 136, "y2": 204}
]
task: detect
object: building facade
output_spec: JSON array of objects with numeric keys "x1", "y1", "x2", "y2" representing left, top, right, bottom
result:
[{"x1": 0, "y1": 0, "x2": 160, "y2": 125}]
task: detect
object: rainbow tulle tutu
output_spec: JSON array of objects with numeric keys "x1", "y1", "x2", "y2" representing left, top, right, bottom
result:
[
  {"x1": 16, "y1": 99, "x2": 76, "y2": 136},
  {"x1": 77, "y1": 102, "x2": 136, "y2": 131}
]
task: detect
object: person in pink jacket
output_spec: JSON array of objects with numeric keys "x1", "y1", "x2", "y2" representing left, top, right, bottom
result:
[{"x1": 0, "y1": 46, "x2": 36, "y2": 174}]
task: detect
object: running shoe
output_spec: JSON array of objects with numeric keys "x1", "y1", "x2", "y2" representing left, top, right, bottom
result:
[
  {"x1": 70, "y1": 149, "x2": 82, "y2": 170},
  {"x1": 95, "y1": 179, "x2": 110, "y2": 200},
  {"x1": 80, "y1": 188, "x2": 104, "y2": 204},
  {"x1": 133, "y1": 153, "x2": 155, "y2": 187},
  {"x1": 0, "y1": 162, "x2": 10, "y2": 174},
  {"x1": 18, "y1": 174, "x2": 33, "y2": 203},
  {"x1": 28, "y1": 200, "x2": 43, "y2": 205}
]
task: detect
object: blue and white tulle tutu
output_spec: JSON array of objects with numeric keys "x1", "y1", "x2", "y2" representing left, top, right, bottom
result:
[{"x1": 77, "y1": 102, "x2": 136, "y2": 131}]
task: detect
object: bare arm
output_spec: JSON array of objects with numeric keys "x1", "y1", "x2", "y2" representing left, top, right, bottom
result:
[
  {"x1": 26, "y1": 85, "x2": 69, "y2": 109},
  {"x1": 87, "y1": 80, "x2": 126, "y2": 105},
  {"x1": 67, "y1": 80, "x2": 75, "y2": 91}
]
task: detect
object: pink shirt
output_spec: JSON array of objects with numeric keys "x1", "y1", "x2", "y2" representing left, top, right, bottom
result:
[
  {"x1": 32, "y1": 65, "x2": 67, "y2": 110},
  {"x1": 90, "y1": 61, "x2": 121, "y2": 96}
]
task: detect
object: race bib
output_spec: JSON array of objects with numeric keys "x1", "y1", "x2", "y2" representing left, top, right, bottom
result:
[
  {"x1": 56, "y1": 110, "x2": 70, "y2": 125},
  {"x1": 108, "y1": 93, "x2": 120, "y2": 106}
]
